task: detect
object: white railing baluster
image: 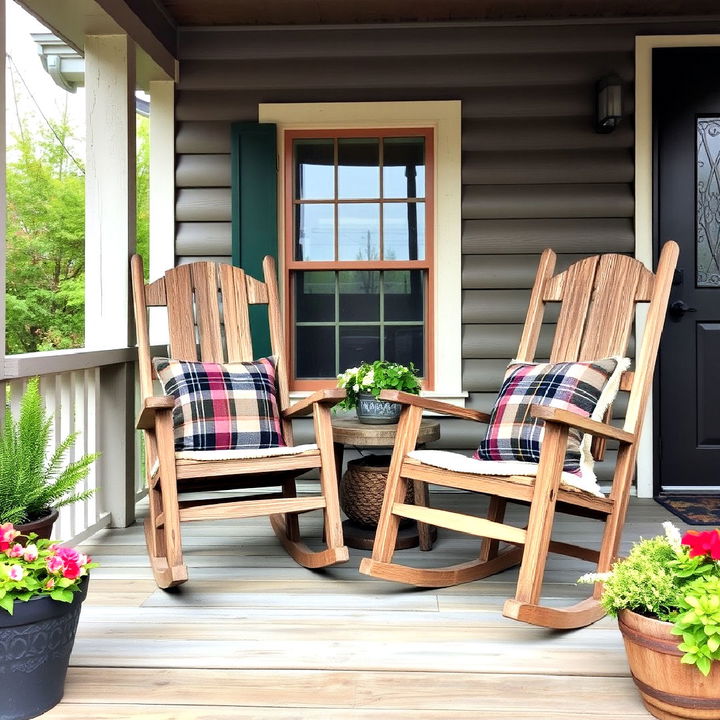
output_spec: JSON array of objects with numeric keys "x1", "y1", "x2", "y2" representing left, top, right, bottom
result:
[
  {"x1": 85, "y1": 368, "x2": 99, "y2": 527},
  {"x1": 3, "y1": 347, "x2": 142, "y2": 543}
]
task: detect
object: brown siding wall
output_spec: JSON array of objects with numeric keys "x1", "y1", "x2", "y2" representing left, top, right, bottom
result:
[{"x1": 174, "y1": 19, "x2": 720, "y2": 477}]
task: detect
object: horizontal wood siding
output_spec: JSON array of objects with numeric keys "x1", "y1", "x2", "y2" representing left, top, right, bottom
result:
[{"x1": 174, "y1": 19, "x2": 720, "y2": 453}]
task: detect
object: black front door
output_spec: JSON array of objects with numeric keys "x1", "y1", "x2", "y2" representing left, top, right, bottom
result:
[{"x1": 655, "y1": 47, "x2": 720, "y2": 492}]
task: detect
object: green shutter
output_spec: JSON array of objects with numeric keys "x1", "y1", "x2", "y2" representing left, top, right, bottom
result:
[{"x1": 231, "y1": 122, "x2": 277, "y2": 358}]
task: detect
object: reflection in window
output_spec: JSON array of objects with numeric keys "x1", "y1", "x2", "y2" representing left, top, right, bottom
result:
[
  {"x1": 383, "y1": 137, "x2": 425, "y2": 199},
  {"x1": 294, "y1": 138, "x2": 334, "y2": 200},
  {"x1": 289, "y1": 130, "x2": 430, "y2": 382},
  {"x1": 294, "y1": 270, "x2": 425, "y2": 379},
  {"x1": 338, "y1": 138, "x2": 379, "y2": 199}
]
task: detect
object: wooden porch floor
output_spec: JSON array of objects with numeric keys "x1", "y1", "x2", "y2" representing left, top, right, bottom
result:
[{"x1": 40, "y1": 492, "x2": 700, "y2": 719}]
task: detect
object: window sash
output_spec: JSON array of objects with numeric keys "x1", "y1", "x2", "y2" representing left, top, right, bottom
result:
[{"x1": 284, "y1": 127, "x2": 434, "y2": 391}]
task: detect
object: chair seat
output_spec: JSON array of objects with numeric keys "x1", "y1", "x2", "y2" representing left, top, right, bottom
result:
[
  {"x1": 407, "y1": 449, "x2": 604, "y2": 497},
  {"x1": 177, "y1": 444, "x2": 318, "y2": 462},
  {"x1": 151, "y1": 444, "x2": 319, "y2": 477}
]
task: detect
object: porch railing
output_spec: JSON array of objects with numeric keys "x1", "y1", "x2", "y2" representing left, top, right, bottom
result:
[{"x1": 3, "y1": 347, "x2": 142, "y2": 543}]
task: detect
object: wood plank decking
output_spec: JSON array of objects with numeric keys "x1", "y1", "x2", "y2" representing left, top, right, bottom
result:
[{"x1": 40, "y1": 492, "x2": 701, "y2": 719}]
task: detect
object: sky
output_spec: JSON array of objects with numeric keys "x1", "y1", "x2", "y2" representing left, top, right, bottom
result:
[{"x1": 5, "y1": 0, "x2": 86, "y2": 157}]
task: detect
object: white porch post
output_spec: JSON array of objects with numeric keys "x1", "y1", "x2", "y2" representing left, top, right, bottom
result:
[
  {"x1": 84, "y1": 34, "x2": 137, "y2": 527},
  {"x1": 148, "y1": 79, "x2": 175, "y2": 344}
]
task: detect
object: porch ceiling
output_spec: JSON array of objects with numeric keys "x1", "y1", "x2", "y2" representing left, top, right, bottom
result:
[{"x1": 158, "y1": 0, "x2": 720, "y2": 26}]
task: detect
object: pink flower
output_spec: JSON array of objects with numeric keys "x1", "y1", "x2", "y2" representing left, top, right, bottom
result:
[
  {"x1": 55, "y1": 547, "x2": 81, "y2": 564},
  {"x1": 44, "y1": 578, "x2": 55, "y2": 590},
  {"x1": 6, "y1": 543, "x2": 23, "y2": 558},
  {"x1": 0, "y1": 523, "x2": 19, "y2": 552},
  {"x1": 46, "y1": 555, "x2": 64, "y2": 574},
  {"x1": 682, "y1": 529, "x2": 720, "y2": 560},
  {"x1": 8, "y1": 565, "x2": 23, "y2": 582},
  {"x1": 22, "y1": 544, "x2": 38, "y2": 562}
]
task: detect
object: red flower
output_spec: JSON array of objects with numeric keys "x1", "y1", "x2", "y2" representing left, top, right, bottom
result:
[
  {"x1": 62, "y1": 562, "x2": 81, "y2": 580},
  {"x1": 682, "y1": 529, "x2": 720, "y2": 560}
]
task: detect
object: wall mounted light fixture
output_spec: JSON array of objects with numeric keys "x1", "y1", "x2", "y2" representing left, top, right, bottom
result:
[{"x1": 595, "y1": 74, "x2": 623, "y2": 133}]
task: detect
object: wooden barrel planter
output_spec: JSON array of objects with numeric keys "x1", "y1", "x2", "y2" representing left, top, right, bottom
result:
[{"x1": 618, "y1": 609, "x2": 720, "y2": 720}]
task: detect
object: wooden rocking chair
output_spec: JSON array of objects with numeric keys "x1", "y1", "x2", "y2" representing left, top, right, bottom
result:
[
  {"x1": 131, "y1": 255, "x2": 349, "y2": 589},
  {"x1": 359, "y1": 243, "x2": 678, "y2": 629}
]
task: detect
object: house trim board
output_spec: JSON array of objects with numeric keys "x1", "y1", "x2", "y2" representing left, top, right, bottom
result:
[
  {"x1": 258, "y1": 100, "x2": 465, "y2": 406},
  {"x1": 635, "y1": 34, "x2": 720, "y2": 497}
]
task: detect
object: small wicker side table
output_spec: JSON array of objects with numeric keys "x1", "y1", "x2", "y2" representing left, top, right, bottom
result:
[{"x1": 332, "y1": 417, "x2": 440, "y2": 551}]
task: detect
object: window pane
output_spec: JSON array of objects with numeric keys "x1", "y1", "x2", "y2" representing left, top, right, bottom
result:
[
  {"x1": 338, "y1": 203, "x2": 380, "y2": 261},
  {"x1": 384, "y1": 325, "x2": 423, "y2": 373},
  {"x1": 295, "y1": 271, "x2": 335, "y2": 322},
  {"x1": 339, "y1": 271, "x2": 379, "y2": 321},
  {"x1": 295, "y1": 203, "x2": 335, "y2": 261},
  {"x1": 339, "y1": 326, "x2": 380, "y2": 371},
  {"x1": 384, "y1": 271, "x2": 424, "y2": 321},
  {"x1": 383, "y1": 137, "x2": 425, "y2": 199},
  {"x1": 294, "y1": 139, "x2": 334, "y2": 200},
  {"x1": 697, "y1": 118, "x2": 720, "y2": 286},
  {"x1": 296, "y1": 326, "x2": 336, "y2": 378},
  {"x1": 383, "y1": 202, "x2": 425, "y2": 261},
  {"x1": 338, "y1": 138, "x2": 379, "y2": 199}
]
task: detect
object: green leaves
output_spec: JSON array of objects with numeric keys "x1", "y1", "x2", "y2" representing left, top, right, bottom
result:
[
  {"x1": 336, "y1": 361, "x2": 421, "y2": 410},
  {"x1": 590, "y1": 528, "x2": 720, "y2": 677},
  {"x1": 672, "y1": 577, "x2": 720, "y2": 675},
  {"x1": 6, "y1": 114, "x2": 86, "y2": 353},
  {"x1": 0, "y1": 378, "x2": 98, "y2": 524}
]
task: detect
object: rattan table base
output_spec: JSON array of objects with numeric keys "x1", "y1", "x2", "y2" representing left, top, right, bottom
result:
[{"x1": 342, "y1": 519, "x2": 437, "y2": 550}]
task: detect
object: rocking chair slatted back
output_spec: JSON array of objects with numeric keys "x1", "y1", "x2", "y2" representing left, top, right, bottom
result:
[
  {"x1": 516, "y1": 248, "x2": 673, "y2": 457},
  {"x1": 132, "y1": 256, "x2": 292, "y2": 442}
]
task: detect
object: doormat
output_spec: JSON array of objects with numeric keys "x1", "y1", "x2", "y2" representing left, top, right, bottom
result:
[{"x1": 655, "y1": 495, "x2": 720, "y2": 526}]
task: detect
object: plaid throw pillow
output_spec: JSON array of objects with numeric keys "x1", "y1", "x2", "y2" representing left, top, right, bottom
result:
[
  {"x1": 153, "y1": 357, "x2": 286, "y2": 452},
  {"x1": 476, "y1": 357, "x2": 629, "y2": 480}
]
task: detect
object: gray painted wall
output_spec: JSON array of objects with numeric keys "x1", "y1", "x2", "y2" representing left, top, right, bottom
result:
[{"x1": 173, "y1": 19, "x2": 720, "y2": 480}]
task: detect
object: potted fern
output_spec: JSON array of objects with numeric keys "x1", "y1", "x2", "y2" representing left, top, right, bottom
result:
[{"x1": 0, "y1": 378, "x2": 99, "y2": 538}]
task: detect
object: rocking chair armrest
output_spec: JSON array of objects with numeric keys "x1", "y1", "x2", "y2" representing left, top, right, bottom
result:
[
  {"x1": 378, "y1": 390, "x2": 491, "y2": 423},
  {"x1": 530, "y1": 406, "x2": 636, "y2": 445},
  {"x1": 136, "y1": 396, "x2": 175, "y2": 430},
  {"x1": 283, "y1": 389, "x2": 346, "y2": 418}
]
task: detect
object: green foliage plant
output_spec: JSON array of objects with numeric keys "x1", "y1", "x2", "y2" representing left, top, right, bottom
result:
[
  {"x1": 579, "y1": 523, "x2": 720, "y2": 675},
  {"x1": 0, "y1": 378, "x2": 99, "y2": 525},
  {"x1": 336, "y1": 360, "x2": 421, "y2": 411}
]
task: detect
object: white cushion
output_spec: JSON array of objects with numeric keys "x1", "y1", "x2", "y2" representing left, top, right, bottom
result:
[
  {"x1": 150, "y1": 444, "x2": 318, "y2": 476},
  {"x1": 407, "y1": 449, "x2": 604, "y2": 497}
]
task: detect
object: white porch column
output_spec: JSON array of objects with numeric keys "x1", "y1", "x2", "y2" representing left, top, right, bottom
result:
[
  {"x1": 84, "y1": 34, "x2": 136, "y2": 350},
  {"x1": 84, "y1": 34, "x2": 137, "y2": 527},
  {"x1": 148, "y1": 79, "x2": 175, "y2": 344}
]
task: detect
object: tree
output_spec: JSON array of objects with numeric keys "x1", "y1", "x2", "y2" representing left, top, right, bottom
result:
[
  {"x1": 5, "y1": 114, "x2": 86, "y2": 353},
  {"x1": 136, "y1": 115, "x2": 150, "y2": 275},
  {"x1": 5, "y1": 110, "x2": 150, "y2": 353}
]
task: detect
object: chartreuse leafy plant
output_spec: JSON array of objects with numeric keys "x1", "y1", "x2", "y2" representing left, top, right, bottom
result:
[
  {"x1": 0, "y1": 523, "x2": 97, "y2": 614},
  {"x1": 337, "y1": 361, "x2": 421, "y2": 411},
  {"x1": 579, "y1": 523, "x2": 720, "y2": 675},
  {"x1": 0, "y1": 378, "x2": 99, "y2": 525}
]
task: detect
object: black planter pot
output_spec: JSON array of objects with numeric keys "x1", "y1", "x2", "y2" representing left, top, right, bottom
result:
[{"x1": 0, "y1": 576, "x2": 89, "y2": 720}]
